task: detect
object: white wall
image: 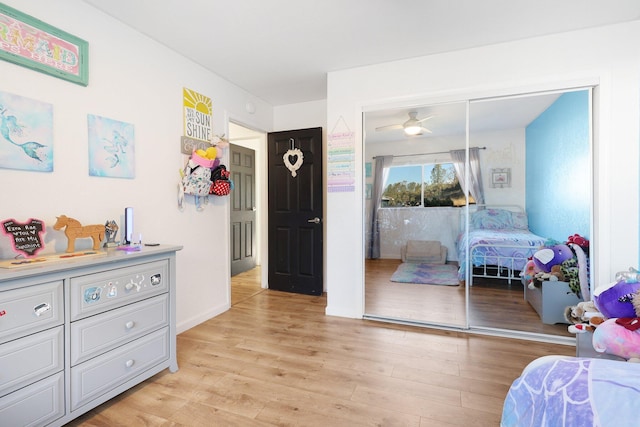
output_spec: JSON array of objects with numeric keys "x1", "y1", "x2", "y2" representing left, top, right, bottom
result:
[
  {"x1": 475, "y1": 129, "x2": 527, "y2": 207},
  {"x1": 274, "y1": 99, "x2": 327, "y2": 132},
  {"x1": 0, "y1": 0, "x2": 273, "y2": 332},
  {"x1": 326, "y1": 22, "x2": 640, "y2": 318}
]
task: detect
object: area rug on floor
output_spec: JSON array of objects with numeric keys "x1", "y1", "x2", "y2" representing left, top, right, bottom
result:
[{"x1": 390, "y1": 263, "x2": 459, "y2": 286}]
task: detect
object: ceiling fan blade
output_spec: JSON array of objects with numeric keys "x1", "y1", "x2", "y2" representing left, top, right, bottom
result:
[
  {"x1": 375, "y1": 124, "x2": 403, "y2": 132},
  {"x1": 420, "y1": 127, "x2": 433, "y2": 134},
  {"x1": 417, "y1": 115, "x2": 434, "y2": 123}
]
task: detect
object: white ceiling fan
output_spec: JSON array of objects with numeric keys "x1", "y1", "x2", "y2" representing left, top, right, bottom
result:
[{"x1": 375, "y1": 111, "x2": 434, "y2": 136}]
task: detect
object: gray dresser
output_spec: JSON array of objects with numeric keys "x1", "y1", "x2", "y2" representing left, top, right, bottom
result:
[{"x1": 0, "y1": 245, "x2": 181, "y2": 426}]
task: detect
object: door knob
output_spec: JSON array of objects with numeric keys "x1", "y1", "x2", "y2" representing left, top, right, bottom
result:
[{"x1": 307, "y1": 217, "x2": 321, "y2": 224}]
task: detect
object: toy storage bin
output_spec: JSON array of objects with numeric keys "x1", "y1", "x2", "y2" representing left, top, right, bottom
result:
[{"x1": 524, "y1": 280, "x2": 582, "y2": 324}]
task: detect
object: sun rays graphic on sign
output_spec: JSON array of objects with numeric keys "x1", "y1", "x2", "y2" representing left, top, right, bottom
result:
[{"x1": 183, "y1": 88, "x2": 213, "y2": 142}]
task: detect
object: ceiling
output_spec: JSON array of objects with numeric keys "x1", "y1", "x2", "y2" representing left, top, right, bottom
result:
[
  {"x1": 364, "y1": 92, "x2": 563, "y2": 144},
  {"x1": 83, "y1": 0, "x2": 640, "y2": 107}
]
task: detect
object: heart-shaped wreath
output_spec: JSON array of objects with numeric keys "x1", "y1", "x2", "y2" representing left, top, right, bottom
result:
[{"x1": 283, "y1": 148, "x2": 304, "y2": 177}]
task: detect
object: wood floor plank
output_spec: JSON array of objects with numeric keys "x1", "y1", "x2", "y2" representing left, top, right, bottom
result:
[
  {"x1": 69, "y1": 267, "x2": 575, "y2": 426},
  {"x1": 366, "y1": 259, "x2": 572, "y2": 337},
  {"x1": 391, "y1": 364, "x2": 507, "y2": 400},
  {"x1": 169, "y1": 401, "x2": 272, "y2": 427},
  {"x1": 257, "y1": 397, "x2": 421, "y2": 427}
]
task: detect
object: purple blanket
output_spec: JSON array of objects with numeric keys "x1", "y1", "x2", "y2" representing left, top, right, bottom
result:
[
  {"x1": 501, "y1": 355, "x2": 640, "y2": 427},
  {"x1": 456, "y1": 228, "x2": 546, "y2": 280}
]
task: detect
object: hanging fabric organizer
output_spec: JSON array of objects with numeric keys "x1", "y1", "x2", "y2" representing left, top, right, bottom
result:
[
  {"x1": 178, "y1": 147, "x2": 232, "y2": 211},
  {"x1": 283, "y1": 138, "x2": 303, "y2": 177}
]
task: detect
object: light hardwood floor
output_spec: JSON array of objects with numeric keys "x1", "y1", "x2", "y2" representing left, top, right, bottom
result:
[
  {"x1": 68, "y1": 267, "x2": 574, "y2": 426},
  {"x1": 366, "y1": 259, "x2": 571, "y2": 337}
]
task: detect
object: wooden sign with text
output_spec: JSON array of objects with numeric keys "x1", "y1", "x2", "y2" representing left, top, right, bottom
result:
[{"x1": 2, "y1": 218, "x2": 45, "y2": 257}]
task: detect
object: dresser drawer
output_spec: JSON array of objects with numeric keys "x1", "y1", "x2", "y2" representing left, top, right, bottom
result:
[
  {"x1": 70, "y1": 327, "x2": 169, "y2": 410},
  {"x1": 0, "y1": 371, "x2": 64, "y2": 427},
  {"x1": 0, "y1": 326, "x2": 63, "y2": 398},
  {"x1": 70, "y1": 260, "x2": 168, "y2": 320},
  {"x1": 0, "y1": 281, "x2": 63, "y2": 344},
  {"x1": 70, "y1": 294, "x2": 169, "y2": 365}
]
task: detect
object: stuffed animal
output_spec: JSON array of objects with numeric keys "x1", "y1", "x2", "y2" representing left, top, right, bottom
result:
[
  {"x1": 562, "y1": 241, "x2": 590, "y2": 300},
  {"x1": 550, "y1": 265, "x2": 565, "y2": 281},
  {"x1": 567, "y1": 233, "x2": 589, "y2": 251},
  {"x1": 593, "y1": 280, "x2": 640, "y2": 319},
  {"x1": 565, "y1": 301, "x2": 605, "y2": 334},
  {"x1": 522, "y1": 259, "x2": 537, "y2": 283},
  {"x1": 615, "y1": 267, "x2": 640, "y2": 283},
  {"x1": 533, "y1": 244, "x2": 573, "y2": 273},
  {"x1": 533, "y1": 271, "x2": 559, "y2": 282},
  {"x1": 525, "y1": 255, "x2": 569, "y2": 287},
  {"x1": 565, "y1": 300, "x2": 600, "y2": 323},
  {"x1": 592, "y1": 317, "x2": 640, "y2": 360},
  {"x1": 634, "y1": 288, "x2": 640, "y2": 316}
]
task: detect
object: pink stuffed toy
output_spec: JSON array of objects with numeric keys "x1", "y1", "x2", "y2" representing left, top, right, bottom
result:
[
  {"x1": 592, "y1": 317, "x2": 640, "y2": 360},
  {"x1": 522, "y1": 259, "x2": 537, "y2": 283}
]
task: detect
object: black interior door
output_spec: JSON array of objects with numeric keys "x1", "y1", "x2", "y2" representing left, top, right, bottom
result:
[
  {"x1": 268, "y1": 127, "x2": 323, "y2": 295},
  {"x1": 230, "y1": 143, "x2": 256, "y2": 276}
]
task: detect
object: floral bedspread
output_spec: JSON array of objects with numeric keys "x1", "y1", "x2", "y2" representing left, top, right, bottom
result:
[
  {"x1": 501, "y1": 355, "x2": 640, "y2": 427},
  {"x1": 456, "y1": 228, "x2": 546, "y2": 280}
]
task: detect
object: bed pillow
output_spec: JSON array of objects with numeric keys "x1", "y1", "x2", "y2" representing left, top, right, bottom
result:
[
  {"x1": 470, "y1": 208, "x2": 514, "y2": 230},
  {"x1": 511, "y1": 212, "x2": 529, "y2": 230}
]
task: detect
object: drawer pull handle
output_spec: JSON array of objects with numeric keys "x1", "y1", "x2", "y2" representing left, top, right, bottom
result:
[
  {"x1": 33, "y1": 303, "x2": 51, "y2": 316},
  {"x1": 125, "y1": 321, "x2": 135, "y2": 329},
  {"x1": 125, "y1": 359, "x2": 135, "y2": 368}
]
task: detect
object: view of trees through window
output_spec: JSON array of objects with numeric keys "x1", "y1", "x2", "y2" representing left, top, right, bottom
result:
[{"x1": 382, "y1": 163, "x2": 471, "y2": 207}]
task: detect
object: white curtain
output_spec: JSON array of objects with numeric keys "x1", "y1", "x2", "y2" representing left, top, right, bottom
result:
[
  {"x1": 450, "y1": 148, "x2": 485, "y2": 205},
  {"x1": 368, "y1": 155, "x2": 393, "y2": 259}
]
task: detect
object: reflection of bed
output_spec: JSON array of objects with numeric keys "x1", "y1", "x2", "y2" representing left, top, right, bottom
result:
[
  {"x1": 501, "y1": 355, "x2": 640, "y2": 427},
  {"x1": 456, "y1": 207, "x2": 546, "y2": 283}
]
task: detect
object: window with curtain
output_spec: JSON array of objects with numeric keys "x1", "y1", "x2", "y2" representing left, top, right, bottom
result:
[{"x1": 381, "y1": 162, "x2": 474, "y2": 207}]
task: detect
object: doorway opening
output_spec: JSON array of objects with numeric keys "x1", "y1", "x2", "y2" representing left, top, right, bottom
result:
[{"x1": 228, "y1": 122, "x2": 267, "y2": 302}]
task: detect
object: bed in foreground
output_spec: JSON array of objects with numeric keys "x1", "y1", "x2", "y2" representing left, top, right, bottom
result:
[
  {"x1": 456, "y1": 207, "x2": 547, "y2": 283},
  {"x1": 501, "y1": 355, "x2": 640, "y2": 427}
]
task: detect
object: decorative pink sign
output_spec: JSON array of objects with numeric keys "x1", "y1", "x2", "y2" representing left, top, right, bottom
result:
[
  {"x1": 0, "y1": 15, "x2": 81, "y2": 75},
  {"x1": 0, "y1": 4, "x2": 88, "y2": 85},
  {"x1": 2, "y1": 218, "x2": 46, "y2": 257}
]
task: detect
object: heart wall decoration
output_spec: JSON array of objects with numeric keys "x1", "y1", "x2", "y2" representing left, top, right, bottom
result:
[{"x1": 283, "y1": 148, "x2": 304, "y2": 177}]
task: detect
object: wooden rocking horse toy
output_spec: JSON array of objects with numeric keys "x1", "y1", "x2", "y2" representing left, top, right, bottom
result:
[{"x1": 53, "y1": 215, "x2": 105, "y2": 253}]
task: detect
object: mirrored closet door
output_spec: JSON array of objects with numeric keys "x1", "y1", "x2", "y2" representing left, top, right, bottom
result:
[
  {"x1": 466, "y1": 89, "x2": 592, "y2": 338},
  {"x1": 363, "y1": 101, "x2": 469, "y2": 328},
  {"x1": 363, "y1": 88, "x2": 593, "y2": 340}
]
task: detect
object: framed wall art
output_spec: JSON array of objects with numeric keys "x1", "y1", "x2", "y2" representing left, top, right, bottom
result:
[
  {"x1": 88, "y1": 114, "x2": 135, "y2": 179},
  {"x1": 0, "y1": 3, "x2": 89, "y2": 86},
  {"x1": 183, "y1": 87, "x2": 212, "y2": 142},
  {"x1": 491, "y1": 168, "x2": 511, "y2": 188},
  {"x1": 0, "y1": 90, "x2": 53, "y2": 172}
]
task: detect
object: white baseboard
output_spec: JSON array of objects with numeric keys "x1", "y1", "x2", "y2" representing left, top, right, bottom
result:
[
  {"x1": 325, "y1": 305, "x2": 361, "y2": 319},
  {"x1": 177, "y1": 302, "x2": 230, "y2": 334}
]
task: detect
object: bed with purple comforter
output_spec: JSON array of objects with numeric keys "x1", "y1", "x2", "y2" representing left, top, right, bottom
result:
[
  {"x1": 501, "y1": 355, "x2": 640, "y2": 427},
  {"x1": 456, "y1": 208, "x2": 546, "y2": 280}
]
